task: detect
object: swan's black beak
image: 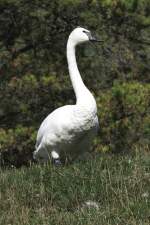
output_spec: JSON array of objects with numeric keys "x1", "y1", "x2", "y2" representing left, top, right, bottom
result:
[
  {"x1": 83, "y1": 30, "x2": 102, "y2": 43},
  {"x1": 89, "y1": 35, "x2": 102, "y2": 43},
  {"x1": 88, "y1": 32, "x2": 103, "y2": 42}
]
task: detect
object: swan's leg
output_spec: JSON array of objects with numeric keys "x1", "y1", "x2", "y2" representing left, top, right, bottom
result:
[{"x1": 51, "y1": 151, "x2": 62, "y2": 166}]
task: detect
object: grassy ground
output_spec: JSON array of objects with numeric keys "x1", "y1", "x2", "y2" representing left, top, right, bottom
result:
[{"x1": 0, "y1": 152, "x2": 150, "y2": 225}]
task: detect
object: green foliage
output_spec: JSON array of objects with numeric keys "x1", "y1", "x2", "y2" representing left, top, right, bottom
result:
[
  {"x1": 0, "y1": 73, "x2": 72, "y2": 128},
  {"x1": 0, "y1": 0, "x2": 149, "y2": 83},
  {"x1": 0, "y1": 126, "x2": 36, "y2": 167},
  {"x1": 96, "y1": 82, "x2": 150, "y2": 152}
]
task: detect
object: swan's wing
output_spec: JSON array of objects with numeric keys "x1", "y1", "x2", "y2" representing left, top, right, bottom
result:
[{"x1": 36, "y1": 105, "x2": 76, "y2": 147}]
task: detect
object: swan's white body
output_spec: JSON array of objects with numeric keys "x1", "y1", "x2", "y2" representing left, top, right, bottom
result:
[{"x1": 33, "y1": 27, "x2": 99, "y2": 163}]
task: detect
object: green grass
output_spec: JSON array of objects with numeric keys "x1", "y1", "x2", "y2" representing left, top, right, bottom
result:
[{"x1": 0, "y1": 153, "x2": 150, "y2": 225}]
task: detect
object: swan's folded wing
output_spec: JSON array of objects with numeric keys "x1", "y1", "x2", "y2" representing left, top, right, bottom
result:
[{"x1": 36, "y1": 105, "x2": 76, "y2": 146}]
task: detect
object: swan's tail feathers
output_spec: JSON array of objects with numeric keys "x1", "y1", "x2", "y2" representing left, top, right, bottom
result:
[
  {"x1": 33, "y1": 142, "x2": 51, "y2": 162},
  {"x1": 33, "y1": 142, "x2": 43, "y2": 161}
]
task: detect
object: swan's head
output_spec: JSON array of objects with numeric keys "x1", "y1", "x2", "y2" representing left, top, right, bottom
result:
[{"x1": 69, "y1": 27, "x2": 100, "y2": 46}]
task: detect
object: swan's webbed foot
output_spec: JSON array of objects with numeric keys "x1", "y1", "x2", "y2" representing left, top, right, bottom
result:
[{"x1": 52, "y1": 158, "x2": 62, "y2": 166}]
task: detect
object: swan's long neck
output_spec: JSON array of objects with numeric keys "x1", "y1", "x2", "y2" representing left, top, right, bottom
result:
[{"x1": 67, "y1": 39, "x2": 94, "y2": 105}]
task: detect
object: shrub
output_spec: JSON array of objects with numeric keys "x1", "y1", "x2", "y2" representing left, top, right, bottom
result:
[
  {"x1": 0, "y1": 126, "x2": 36, "y2": 167},
  {"x1": 96, "y1": 82, "x2": 150, "y2": 153}
]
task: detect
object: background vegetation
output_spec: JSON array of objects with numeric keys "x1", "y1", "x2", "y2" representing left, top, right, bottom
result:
[{"x1": 0, "y1": 0, "x2": 150, "y2": 167}]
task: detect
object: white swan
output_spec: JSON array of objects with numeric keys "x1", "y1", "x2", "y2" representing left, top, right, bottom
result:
[{"x1": 33, "y1": 27, "x2": 99, "y2": 164}]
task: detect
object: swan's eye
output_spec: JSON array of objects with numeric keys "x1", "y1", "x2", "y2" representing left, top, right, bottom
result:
[
  {"x1": 83, "y1": 30, "x2": 90, "y2": 35},
  {"x1": 83, "y1": 30, "x2": 89, "y2": 34}
]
